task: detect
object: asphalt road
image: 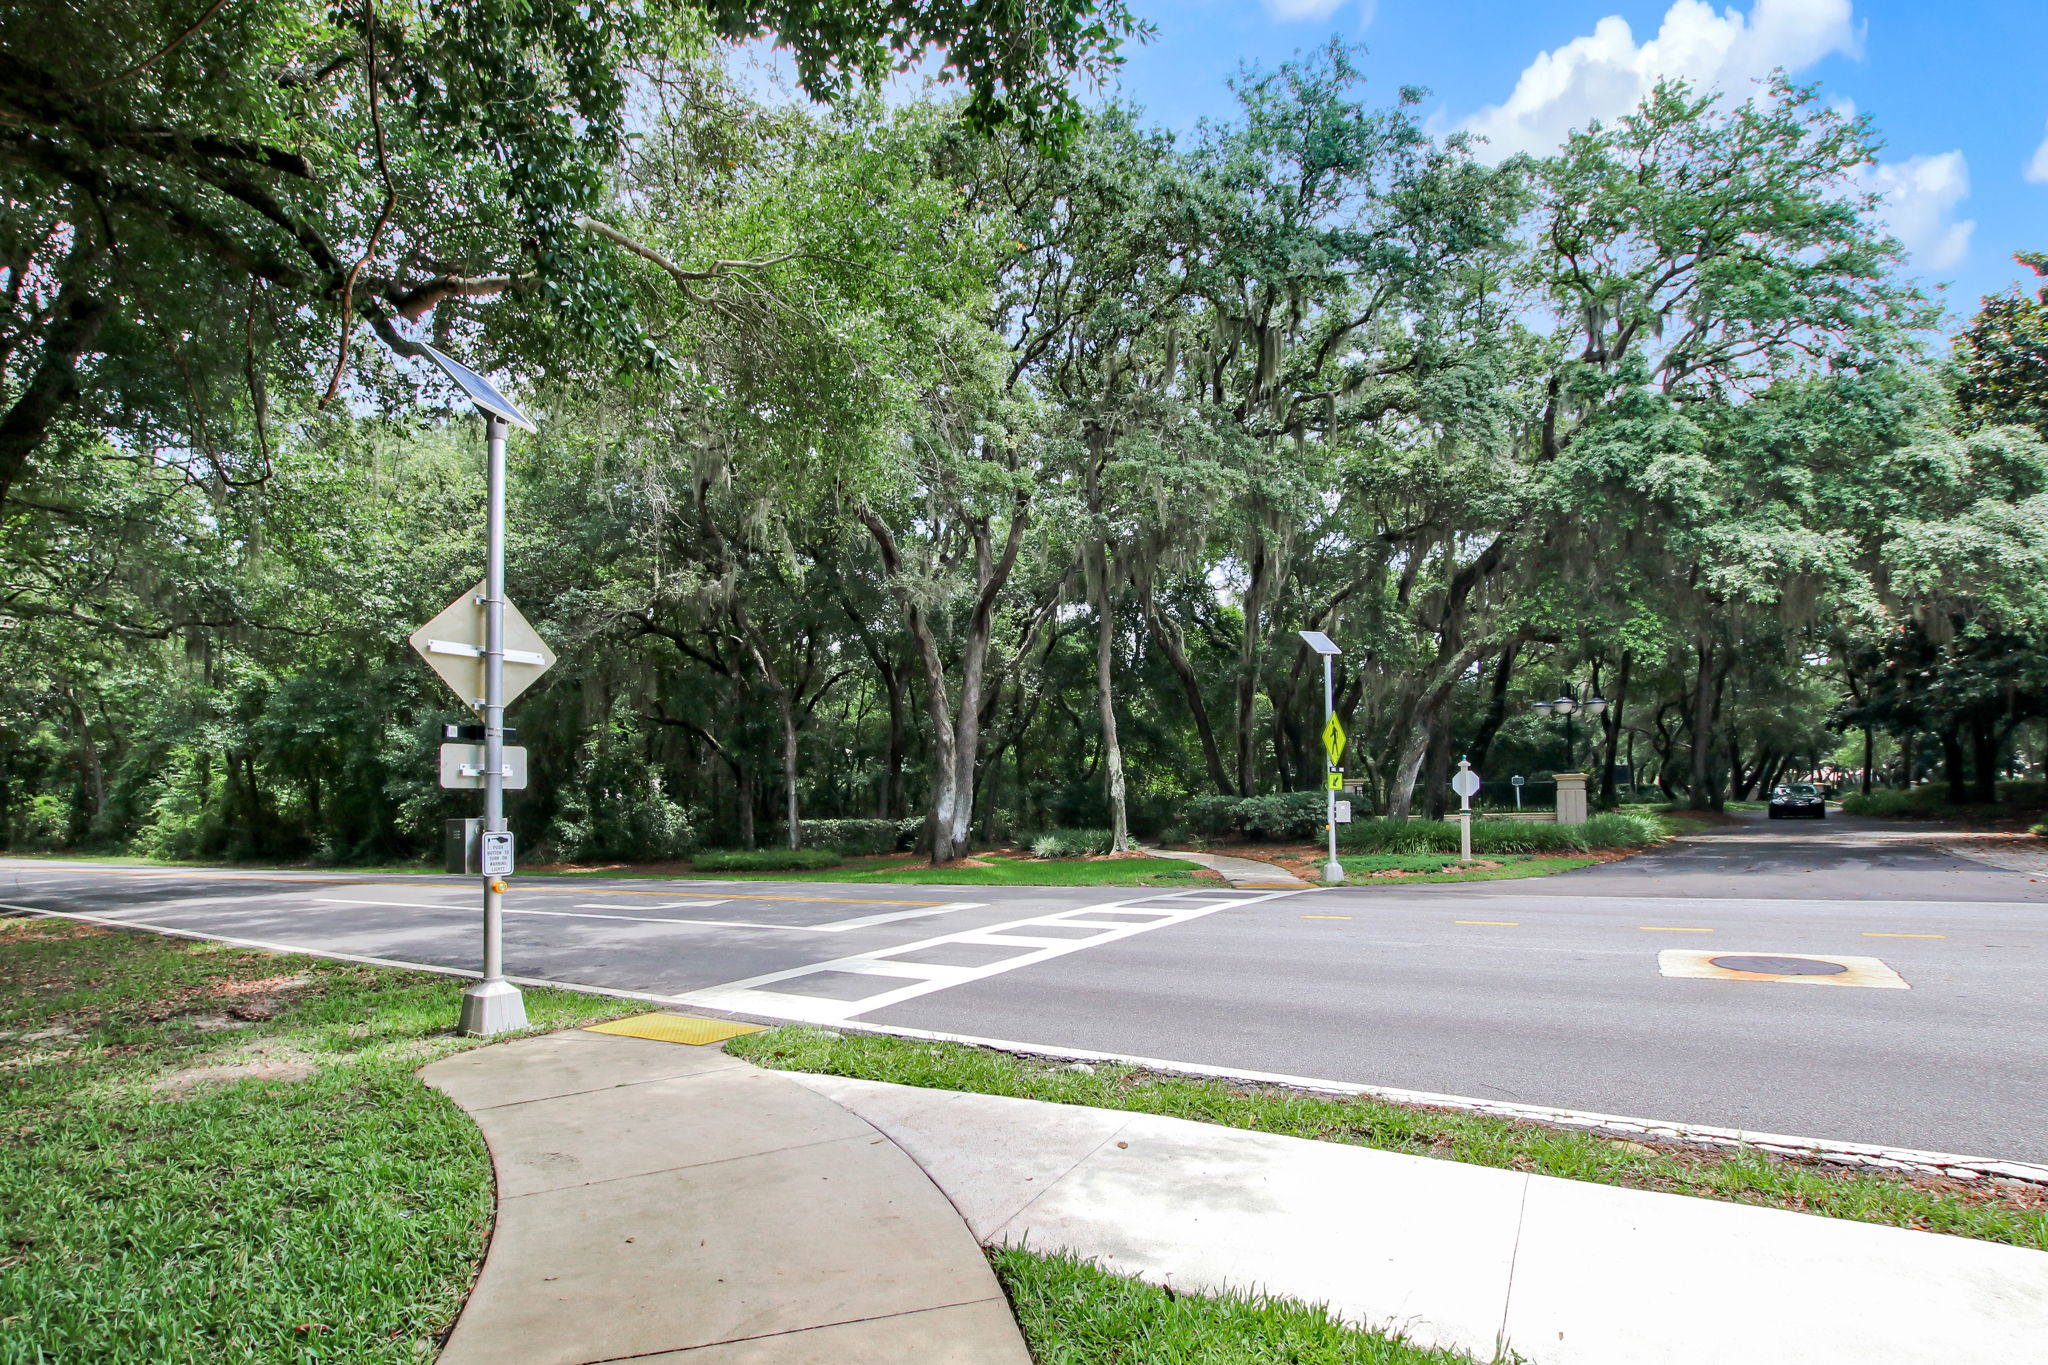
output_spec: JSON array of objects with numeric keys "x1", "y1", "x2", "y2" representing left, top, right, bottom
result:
[{"x1": 5, "y1": 810, "x2": 2044, "y2": 1162}]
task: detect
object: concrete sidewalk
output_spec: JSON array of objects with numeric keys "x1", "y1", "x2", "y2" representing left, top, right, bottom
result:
[
  {"x1": 421, "y1": 1029, "x2": 1029, "y2": 1364},
  {"x1": 1144, "y1": 845, "x2": 1312, "y2": 887},
  {"x1": 789, "y1": 1072, "x2": 2048, "y2": 1365}
]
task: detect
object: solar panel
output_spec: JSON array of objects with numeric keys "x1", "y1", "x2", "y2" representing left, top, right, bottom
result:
[{"x1": 418, "y1": 343, "x2": 537, "y2": 432}]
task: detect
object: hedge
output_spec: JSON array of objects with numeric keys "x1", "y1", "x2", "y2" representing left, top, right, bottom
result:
[
  {"x1": 1186, "y1": 791, "x2": 1330, "y2": 841},
  {"x1": 1336, "y1": 811, "x2": 1663, "y2": 856},
  {"x1": 692, "y1": 848, "x2": 845, "y2": 871},
  {"x1": 768, "y1": 818, "x2": 913, "y2": 855},
  {"x1": 1841, "y1": 779, "x2": 2048, "y2": 819}
]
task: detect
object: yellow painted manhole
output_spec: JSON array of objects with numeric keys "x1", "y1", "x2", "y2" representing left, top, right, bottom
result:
[{"x1": 584, "y1": 1012, "x2": 767, "y2": 1045}]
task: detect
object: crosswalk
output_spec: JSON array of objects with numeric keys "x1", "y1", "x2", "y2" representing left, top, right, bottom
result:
[{"x1": 674, "y1": 885, "x2": 1307, "y2": 1024}]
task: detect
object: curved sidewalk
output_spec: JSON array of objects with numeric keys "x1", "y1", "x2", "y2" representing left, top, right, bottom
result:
[{"x1": 421, "y1": 1028, "x2": 1029, "y2": 1364}]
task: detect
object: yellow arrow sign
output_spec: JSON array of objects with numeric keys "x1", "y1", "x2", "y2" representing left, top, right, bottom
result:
[
  {"x1": 1327, "y1": 771, "x2": 1345, "y2": 791},
  {"x1": 1321, "y1": 714, "x2": 1346, "y2": 765}
]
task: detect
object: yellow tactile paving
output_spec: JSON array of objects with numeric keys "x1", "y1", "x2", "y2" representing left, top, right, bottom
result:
[{"x1": 583, "y1": 1013, "x2": 766, "y2": 1045}]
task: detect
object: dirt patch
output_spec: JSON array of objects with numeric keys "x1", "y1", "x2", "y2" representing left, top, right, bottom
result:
[
  {"x1": 928, "y1": 857, "x2": 995, "y2": 869},
  {"x1": 148, "y1": 1045, "x2": 318, "y2": 1097}
]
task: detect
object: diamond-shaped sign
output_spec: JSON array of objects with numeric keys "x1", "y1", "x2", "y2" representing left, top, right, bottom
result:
[
  {"x1": 408, "y1": 582, "x2": 557, "y2": 715},
  {"x1": 1321, "y1": 714, "x2": 1347, "y2": 765}
]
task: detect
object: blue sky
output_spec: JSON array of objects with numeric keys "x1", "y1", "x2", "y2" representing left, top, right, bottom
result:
[{"x1": 1098, "y1": 0, "x2": 2044, "y2": 328}]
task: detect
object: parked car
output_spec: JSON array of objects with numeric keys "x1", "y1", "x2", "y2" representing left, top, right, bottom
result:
[{"x1": 1768, "y1": 782, "x2": 1826, "y2": 820}]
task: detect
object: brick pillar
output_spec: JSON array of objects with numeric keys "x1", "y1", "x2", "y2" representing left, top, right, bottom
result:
[{"x1": 1555, "y1": 772, "x2": 1589, "y2": 825}]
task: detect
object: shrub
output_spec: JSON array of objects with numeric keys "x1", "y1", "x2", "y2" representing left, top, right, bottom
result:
[
  {"x1": 692, "y1": 848, "x2": 844, "y2": 872},
  {"x1": 1027, "y1": 827, "x2": 1118, "y2": 859},
  {"x1": 1842, "y1": 779, "x2": 2048, "y2": 819},
  {"x1": 1185, "y1": 791, "x2": 1330, "y2": 841},
  {"x1": 768, "y1": 818, "x2": 907, "y2": 855},
  {"x1": 1337, "y1": 811, "x2": 1662, "y2": 856}
]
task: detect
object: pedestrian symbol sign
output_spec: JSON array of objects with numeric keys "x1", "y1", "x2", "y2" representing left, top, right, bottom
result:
[{"x1": 1321, "y1": 715, "x2": 1346, "y2": 764}]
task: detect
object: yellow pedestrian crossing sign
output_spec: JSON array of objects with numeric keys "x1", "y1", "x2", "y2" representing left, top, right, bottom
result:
[{"x1": 1321, "y1": 715, "x2": 1346, "y2": 764}]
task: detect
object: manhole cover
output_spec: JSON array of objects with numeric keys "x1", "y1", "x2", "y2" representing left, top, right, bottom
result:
[{"x1": 1708, "y1": 954, "x2": 1848, "y2": 976}]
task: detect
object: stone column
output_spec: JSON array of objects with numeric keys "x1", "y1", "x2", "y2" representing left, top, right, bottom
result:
[{"x1": 1555, "y1": 772, "x2": 1589, "y2": 825}]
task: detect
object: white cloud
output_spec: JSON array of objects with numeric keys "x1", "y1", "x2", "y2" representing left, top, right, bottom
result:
[
  {"x1": 2026, "y1": 117, "x2": 2048, "y2": 184},
  {"x1": 1857, "y1": 151, "x2": 1974, "y2": 271},
  {"x1": 1461, "y1": 0, "x2": 1861, "y2": 160}
]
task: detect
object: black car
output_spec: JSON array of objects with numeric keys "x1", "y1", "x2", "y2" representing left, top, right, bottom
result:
[{"x1": 1768, "y1": 782, "x2": 1826, "y2": 819}]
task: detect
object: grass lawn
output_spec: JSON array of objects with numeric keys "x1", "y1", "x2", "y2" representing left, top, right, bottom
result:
[
  {"x1": 1338, "y1": 853, "x2": 1599, "y2": 883},
  {"x1": 683, "y1": 853, "x2": 1213, "y2": 886},
  {"x1": 0, "y1": 918, "x2": 637, "y2": 1362},
  {"x1": 2, "y1": 850, "x2": 1214, "y2": 888},
  {"x1": 993, "y1": 1247, "x2": 1467, "y2": 1364},
  {"x1": 727, "y1": 1028, "x2": 2047, "y2": 1253}
]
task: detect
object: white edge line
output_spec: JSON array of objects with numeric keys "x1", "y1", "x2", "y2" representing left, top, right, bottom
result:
[
  {"x1": 776, "y1": 1017, "x2": 2048, "y2": 1187},
  {"x1": 11, "y1": 899, "x2": 2042, "y2": 1186}
]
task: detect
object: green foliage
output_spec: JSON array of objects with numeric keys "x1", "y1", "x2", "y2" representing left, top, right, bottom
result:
[
  {"x1": 1337, "y1": 812, "x2": 1662, "y2": 855},
  {"x1": 1186, "y1": 792, "x2": 1330, "y2": 840},
  {"x1": 775, "y1": 818, "x2": 908, "y2": 855},
  {"x1": 1029, "y1": 827, "x2": 1120, "y2": 859},
  {"x1": 692, "y1": 847, "x2": 843, "y2": 871},
  {"x1": 543, "y1": 702, "x2": 697, "y2": 863},
  {"x1": 1840, "y1": 779, "x2": 2048, "y2": 819}
]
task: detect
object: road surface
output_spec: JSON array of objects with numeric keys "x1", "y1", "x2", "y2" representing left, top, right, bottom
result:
[{"x1": 4, "y1": 811, "x2": 2042, "y2": 1161}]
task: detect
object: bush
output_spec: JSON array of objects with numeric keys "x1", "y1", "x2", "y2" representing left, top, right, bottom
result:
[
  {"x1": 768, "y1": 818, "x2": 908, "y2": 855},
  {"x1": 1842, "y1": 779, "x2": 2048, "y2": 819},
  {"x1": 692, "y1": 848, "x2": 844, "y2": 872},
  {"x1": 1185, "y1": 791, "x2": 1330, "y2": 841},
  {"x1": 1337, "y1": 810, "x2": 1663, "y2": 856},
  {"x1": 1027, "y1": 827, "x2": 1118, "y2": 859}
]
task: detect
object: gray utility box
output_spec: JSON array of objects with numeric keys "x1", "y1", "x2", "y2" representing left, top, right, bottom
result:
[{"x1": 444, "y1": 818, "x2": 483, "y2": 874}]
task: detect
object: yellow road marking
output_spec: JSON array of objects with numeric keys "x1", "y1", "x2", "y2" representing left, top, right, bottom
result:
[
  {"x1": 20, "y1": 866, "x2": 947, "y2": 907},
  {"x1": 1863, "y1": 932, "x2": 1946, "y2": 939},
  {"x1": 1456, "y1": 920, "x2": 1520, "y2": 926},
  {"x1": 1301, "y1": 914, "x2": 1353, "y2": 920},
  {"x1": 1639, "y1": 925, "x2": 1713, "y2": 932}
]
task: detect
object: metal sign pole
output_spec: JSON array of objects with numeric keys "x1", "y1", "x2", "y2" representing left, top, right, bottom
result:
[
  {"x1": 460, "y1": 413, "x2": 527, "y2": 1036},
  {"x1": 1322, "y1": 652, "x2": 1343, "y2": 885}
]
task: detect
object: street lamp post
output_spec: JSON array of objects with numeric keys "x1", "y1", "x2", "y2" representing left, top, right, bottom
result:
[
  {"x1": 1298, "y1": 630, "x2": 1344, "y2": 886},
  {"x1": 420, "y1": 344, "x2": 536, "y2": 1037},
  {"x1": 1530, "y1": 683, "x2": 1607, "y2": 774}
]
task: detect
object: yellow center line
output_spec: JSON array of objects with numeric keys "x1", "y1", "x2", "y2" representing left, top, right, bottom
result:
[
  {"x1": 1863, "y1": 932, "x2": 1946, "y2": 939},
  {"x1": 1456, "y1": 920, "x2": 1520, "y2": 926},
  {"x1": 1639, "y1": 925, "x2": 1714, "y2": 932},
  {"x1": 1301, "y1": 914, "x2": 1353, "y2": 920},
  {"x1": 23, "y1": 866, "x2": 947, "y2": 907}
]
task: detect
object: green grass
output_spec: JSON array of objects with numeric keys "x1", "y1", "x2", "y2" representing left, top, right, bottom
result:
[
  {"x1": 993, "y1": 1247, "x2": 1472, "y2": 1364},
  {"x1": 728, "y1": 1028, "x2": 2047, "y2": 1252},
  {"x1": 0, "y1": 918, "x2": 639, "y2": 1362},
  {"x1": 0, "y1": 849, "x2": 1211, "y2": 888},
  {"x1": 672, "y1": 853, "x2": 1213, "y2": 886},
  {"x1": 1339, "y1": 853, "x2": 1599, "y2": 883}
]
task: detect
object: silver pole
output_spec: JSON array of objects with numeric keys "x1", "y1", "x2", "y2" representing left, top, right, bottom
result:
[
  {"x1": 461, "y1": 414, "x2": 527, "y2": 1036},
  {"x1": 1322, "y1": 653, "x2": 1343, "y2": 885}
]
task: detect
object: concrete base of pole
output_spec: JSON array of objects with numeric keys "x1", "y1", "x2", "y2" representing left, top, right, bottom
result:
[
  {"x1": 459, "y1": 978, "x2": 528, "y2": 1036},
  {"x1": 1322, "y1": 859, "x2": 1345, "y2": 885}
]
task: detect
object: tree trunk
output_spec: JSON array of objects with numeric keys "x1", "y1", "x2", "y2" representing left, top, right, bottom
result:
[
  {"x1": 1143, "y1": 585, "x2": 1232, "y2": 795},
  {"x1": 1596, "y1": 652, "x2": 1631, "y2": 809},
  {"x1": 1466, "y1": 642, "x2": 1520, "y2": 776},
  {"x1": 0, "y1": 242, "x2": 108, "y2": 511},
  {"x1": 1687, "y1": 638, "x2": 1722, "y2": 810},
  {"x1": 1861, "y1": 727, "x2": 1873, "y2": 796},
  {"x1": 736, "y1": 765, "x2": 756, "y2": 849},
  {"x1": 63, "y1": 689, "x2": 106, "y2": 841},
  {"x1": 1420, "y1": 712, "x2": 1454, "y2": 820},
  {"x1": 1971, "y1": 719, "x2": 1998, "y2": 805},
  {"x1": 881, "y1": 663, "x2": 907, "y2": 820},
  {"x1": 1234, "y1": 531, "x2": 1272, "y2": 796},
  {"x1": 1941, "y1": 730, "x2": 1966, "y2": 804},
  {"x1": 1089, "y1": 541, "x2": 1129, "y2": 850}
]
